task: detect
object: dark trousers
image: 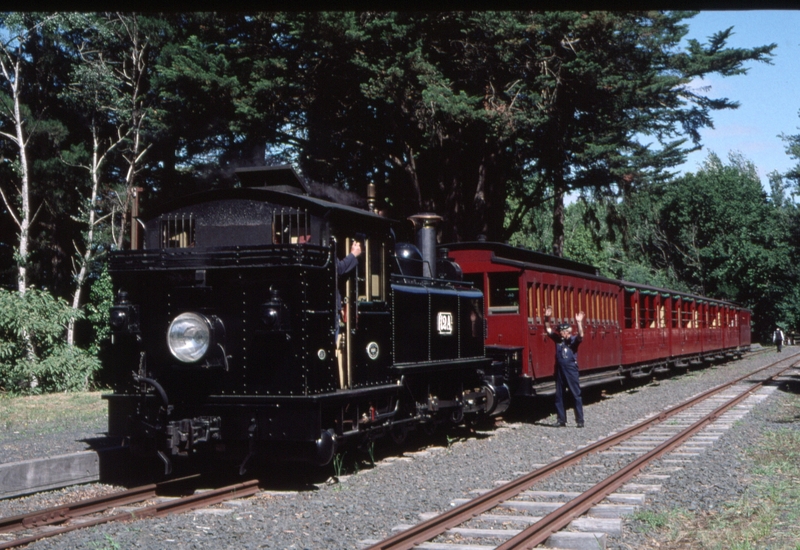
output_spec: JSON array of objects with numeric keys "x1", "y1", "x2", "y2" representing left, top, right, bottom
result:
[
  {"x1": 555, "y1": 362, "x2": 584, "y2": 425},
  {"x1": 777, "y1": 340, "x2": 783, "y2": 352}
]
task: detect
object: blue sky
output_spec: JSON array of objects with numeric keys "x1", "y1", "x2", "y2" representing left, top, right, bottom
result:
[{"x1": 679, "y1": 11, "x2": 800, "y2": 183}]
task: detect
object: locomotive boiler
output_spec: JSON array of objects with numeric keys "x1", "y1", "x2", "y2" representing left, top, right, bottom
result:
[{"x1": 104, "y1": 166, "x2": 510, "y2": 473}]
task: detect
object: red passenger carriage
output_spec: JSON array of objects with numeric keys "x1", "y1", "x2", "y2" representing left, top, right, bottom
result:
[{"x1": 444, "y1": 242, "x2": 751, "y2": 398}]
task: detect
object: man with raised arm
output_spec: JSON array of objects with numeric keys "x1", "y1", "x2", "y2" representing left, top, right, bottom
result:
[{"x1": 544, "y1": 306, "x2": 586, "y2": 428}]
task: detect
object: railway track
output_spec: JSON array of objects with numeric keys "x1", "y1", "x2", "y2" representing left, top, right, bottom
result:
[
  {"x1": 364, "y1": 352, "x2": 799, "y2": 549},
  {"x1": 0, "y1": 476, "x2": 259, "y2": 549},
  {"x1": 0, "y1": 349, "x2": 770, "y2": 504},
  {"x1": 0, "y1": 349, "x2": 781, "y2": 549}
]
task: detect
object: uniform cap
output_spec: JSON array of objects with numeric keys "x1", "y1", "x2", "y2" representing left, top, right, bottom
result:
[{"x1": 557, "y1": 323, "x2": 571, "y2": 331}]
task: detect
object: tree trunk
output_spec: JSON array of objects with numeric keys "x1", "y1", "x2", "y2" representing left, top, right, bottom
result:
[
  {"x1": 67, "y1": 133, "x2": 102, "y2": 347},
  {"x1": 551, "y1": 172, "x2": 566, "y2": 257},
  {"x1": 13, "y1": 71, "x2": 30, "y2": 295},
  {"x1": 473, "y1": 160, "x2": 488, "y2": 239}
]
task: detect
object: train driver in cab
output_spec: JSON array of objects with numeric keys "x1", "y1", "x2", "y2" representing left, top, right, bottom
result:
[{"x1": 336, "y1": 239, "x2": 362, "y2": 342}]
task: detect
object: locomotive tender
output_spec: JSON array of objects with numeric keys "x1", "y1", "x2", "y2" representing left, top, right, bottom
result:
[{"x1": 105, "y1": 166, "x2": 509, "y2": 472}]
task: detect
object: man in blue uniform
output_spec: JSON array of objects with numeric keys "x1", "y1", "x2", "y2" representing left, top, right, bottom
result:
[{"x1": 544, "y1": 306, "x2": 586, "y2": 428}]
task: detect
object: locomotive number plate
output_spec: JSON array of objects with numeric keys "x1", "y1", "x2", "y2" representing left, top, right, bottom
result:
[{"x1": 437, "y1": 312, "x2": 453, "y2": 335}]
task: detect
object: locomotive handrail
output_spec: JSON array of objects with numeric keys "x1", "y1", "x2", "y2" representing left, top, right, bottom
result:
[
  {"x1": 109, "y1": 244, "x2": 332, "y2": 271},
  {"x1": 388, "y1": 273, "x2": 475, "y2": 288}
]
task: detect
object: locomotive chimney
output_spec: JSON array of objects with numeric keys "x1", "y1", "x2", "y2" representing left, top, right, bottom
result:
[
  {"x1": 408, "y1": 213, "x2": 442, "y2": 279},
  {"x1": 366, "y1": 182, "x2": 377, "y2": 213}
]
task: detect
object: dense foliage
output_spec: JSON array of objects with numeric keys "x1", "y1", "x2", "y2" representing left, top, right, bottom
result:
[
  {"x1": 0, "y1": 11, "x2": 796, "y2": 393},
  {"x1": 0, "y1": 288, "x2": 100, "y2": 392}
]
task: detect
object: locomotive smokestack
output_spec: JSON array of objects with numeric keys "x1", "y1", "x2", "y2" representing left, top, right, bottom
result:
[
  {"x1": 367, "y1": 182, "x2": 377, "y2": 213},
  {"x1": 409, "y1": 213, "x2": 442, "y2": 279}
]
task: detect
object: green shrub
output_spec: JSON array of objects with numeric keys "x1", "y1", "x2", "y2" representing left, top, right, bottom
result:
[{"x1": 0, "y1": 287, "x2": 100, "y2": 393}]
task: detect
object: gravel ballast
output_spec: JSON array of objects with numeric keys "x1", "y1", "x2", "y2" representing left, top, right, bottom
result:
[{"x1": 1, "y1": 347, "x2": 798, "y2": 549}]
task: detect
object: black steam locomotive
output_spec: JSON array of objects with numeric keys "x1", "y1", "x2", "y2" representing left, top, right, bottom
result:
[{"x1": 105, "y1": 166, "x2": 511, "y2": 473}]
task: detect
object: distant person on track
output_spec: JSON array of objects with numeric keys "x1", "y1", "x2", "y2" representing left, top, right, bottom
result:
[
  {"x1": 544, "y1": 306, "x2": 586, "y2": 428},
  {"x1": 773, "y1": 326, "x2": 785, "y2": 352}
]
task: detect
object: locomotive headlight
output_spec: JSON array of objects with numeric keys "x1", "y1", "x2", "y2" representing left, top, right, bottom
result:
[
  {"x1": 109, "y1": 291, "x2": 139, "y2": 334},
  {"x1": 167, "y1": 312, "x2": 212, "y2": 363},
  {"x1": 260, "y1": 287, "x2": 288, "y2": 332},
  {"x1": 261, "y1": 305, "x2": 280, "y2": 329}
]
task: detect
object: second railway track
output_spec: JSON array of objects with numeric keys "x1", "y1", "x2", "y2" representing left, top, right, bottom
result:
[
  {"x1": 363, "y1": 351, "x2": 800, "y2": 550},
  {"x1": 0, "y1": 476, "x2": 260, "y2": 549}
]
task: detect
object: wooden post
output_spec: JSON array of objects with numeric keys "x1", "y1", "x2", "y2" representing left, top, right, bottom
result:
[{"x1": 131, "y1": 187, "x2": 143, "y2": 249}]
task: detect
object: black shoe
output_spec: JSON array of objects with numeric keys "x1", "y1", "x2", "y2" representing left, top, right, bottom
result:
[
  {"x1": 557, "y1": 422, "x2": 566, "y2": 427},
  {"x1": 577, "y1": 422, "x2": 584, "y2": 428}
]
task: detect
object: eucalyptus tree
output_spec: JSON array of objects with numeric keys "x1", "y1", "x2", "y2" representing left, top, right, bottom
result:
[
  {"x1": 653, "y1": 153, "x2": 794, "y2": 334},
  {"x1": 279, "y1": 11, "x2": 535, "y2": 241},
  {"x1": 58, "y1": 13, "x2": 169, "y2": 345},
  {"x1": 0, "y1": 13, "x2": 89, "y2": 387},
  {"x1": 148, "y1": 12, "x2": 301, "y2": 196},
  {"x1": 0, "y1": 13, "x2": 66, "y2": 295},
  {"x1": 506, "y1": 11, "x2": 775, "y2": 257},
  {"x1": 782, "y1": 116, "x2": 800, "y2": 195},
  {"x1": 270, "y1": 12, "x2": 774, "y2": 250}
]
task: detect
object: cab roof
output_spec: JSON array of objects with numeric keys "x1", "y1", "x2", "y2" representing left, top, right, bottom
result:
[{"x1": 145, "y1": 166, "x2": 398, "y2": 233}]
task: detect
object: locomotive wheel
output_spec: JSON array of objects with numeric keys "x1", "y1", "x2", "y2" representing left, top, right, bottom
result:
[
  {"x1": 449, "y1": 406, "x2": 464, "y2": 425},
  {"x1": 390, "y1": 423, "x2": 408, "y2": 444}
]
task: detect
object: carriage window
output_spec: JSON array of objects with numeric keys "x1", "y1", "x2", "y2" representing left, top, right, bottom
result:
[
  {"x1": 536, "y1": 283, "x2": 542, "y2": 321},
  {"x1": 544, "y1": 285, "x2": 551, "y2": 317},
  {"x1": 569, "y1": 288, "x2": 574, "y2": 319},
  {"x1": 594, "y1": 292, "x2": 600, "y2": 323},
  {"x1": 640, "y1": 295, "x2": 651, "y2": 328},
  {"x1": 488, "y1": 272, "x2": 519, "y2": 314},
  {"x1": 601, "y1": 293, "x2": 607, "y2": 323},
  {"x1": 555, "y1": 287, "x2": 561, "y2": 320},
  {"x1": 613, "y1": 294, "x2": 618, "y2": 325},
  {"x1": 161, "y1": 214, "x2": 195, "y2": 248},
  {"x1": 624, "y1": 292, "x2": 634, "y2": 329},
  {"x1": 527, "y1": 282, "x2": 538, "y2": 321}
]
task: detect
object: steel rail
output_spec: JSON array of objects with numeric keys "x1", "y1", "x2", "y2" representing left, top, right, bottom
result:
[
  {"x1": 0, "y1": 479, "x2": 259, "y2": 549},
  {"x1": 0, "y1": 474, "x2": 204, "y2": 534},
  {"x1": 497, "y1": 360, "x2": 797, "y2": 549},
  {"x1": 0, "y1": 483, "x2": 157, "y2": 534},
  {"x1": 365, "y1": 352, "x2": 800, "y2": 550}
]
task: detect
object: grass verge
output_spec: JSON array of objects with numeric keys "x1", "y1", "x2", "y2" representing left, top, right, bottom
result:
[
  {"x1": 631, "y1": 390, "x2": 800, "y2": 549},
  {"x1": 0, "y1": 391, "x2": 108, "y2": 435}
]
